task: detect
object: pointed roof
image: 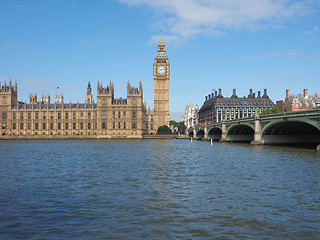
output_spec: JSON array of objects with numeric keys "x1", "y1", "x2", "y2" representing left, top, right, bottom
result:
[{"x1": 158, "y1": 27, "x2": 165, "y2": 45}]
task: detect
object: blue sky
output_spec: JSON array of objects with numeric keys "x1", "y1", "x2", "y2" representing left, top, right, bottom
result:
[{"x1": 1, "y1": 0, "x2": 319, "y2": 121}]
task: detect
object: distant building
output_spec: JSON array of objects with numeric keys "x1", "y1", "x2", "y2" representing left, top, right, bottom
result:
[
  {"x1": 181, "y1": 103, "x2": 199, "y2": 128},
  {"x1": 283, "y1": 89, "x2": 320, "y2": 112},
  {"x1": 199, "y1": 89, "x2": 274, "y2": 123}
]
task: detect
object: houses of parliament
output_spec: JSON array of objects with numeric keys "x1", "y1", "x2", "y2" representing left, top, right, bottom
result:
[{"x1": 0, "y1": 31, "x2": 170, "y2": 138}]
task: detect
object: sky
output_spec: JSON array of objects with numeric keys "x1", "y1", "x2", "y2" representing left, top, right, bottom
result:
[{"x1": 0, "y1": 0, "x2": 319, "y2": 121}]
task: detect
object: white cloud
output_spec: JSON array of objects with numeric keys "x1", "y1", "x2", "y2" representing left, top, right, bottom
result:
[
  {"x1": 302, "y1": 26, "x2": 319, "y2": 36},
  {"x1": 117, "y1": 0, "x2": 316, "y2": 42}
]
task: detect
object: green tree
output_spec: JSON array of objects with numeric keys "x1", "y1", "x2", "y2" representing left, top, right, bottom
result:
[
  {"x1": 157, "y1": 125, "x2": 172, "y2": 134},
  {"x1": 169, "y1": 120, "x2": 187, "y2": 133},
  {"x1": 260, "y1": 106, "x2": 282, "y2": 115},
  {"x1": 315, "y1": 106, "x2": 320, "y2": 109}
]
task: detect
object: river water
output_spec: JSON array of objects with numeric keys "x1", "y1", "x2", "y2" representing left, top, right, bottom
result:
[{"x1": 0, "y1": 140, "x2": 319, "y2": 239}]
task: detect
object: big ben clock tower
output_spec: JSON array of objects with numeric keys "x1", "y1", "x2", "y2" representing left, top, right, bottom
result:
[{"x1": 153, "y1": 28, "x2": 170, "y2": 130}]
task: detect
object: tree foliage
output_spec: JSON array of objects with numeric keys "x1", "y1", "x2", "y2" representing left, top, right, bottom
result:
[
  {"x1": 260, "y1": 106, "x2": 282, "y2": 115},
  {"x1": 169, "y1": 120, "x2": 187, "y2": 131},
  {"x1": 157, "y1": 125, "x2": 172, "y2": 134}
]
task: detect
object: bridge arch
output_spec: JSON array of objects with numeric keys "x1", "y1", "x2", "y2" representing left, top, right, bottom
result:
[
  {"x1": 261, "y1": 119, "x2": 320, "y2": 145},
  {"x1": 187, "y1": 129, "x2": 194, "y2": 138},
  {"x1": 196, "y1": 129, "x2": 205, "y2": 140},
  {"x1": 227, "y1": 124, "x2": 254, "y2": 142},
  {"x1": 208, "y1": 127, "x2": 222, "y2": 140}
]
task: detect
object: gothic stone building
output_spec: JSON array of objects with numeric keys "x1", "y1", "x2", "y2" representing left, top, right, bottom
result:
[
  {"x1": 0, "y1": 31, "x2": 170, "y2": 138},
  {"x1": 199, "y1": 89, "x2": 275, "y2": 123}
]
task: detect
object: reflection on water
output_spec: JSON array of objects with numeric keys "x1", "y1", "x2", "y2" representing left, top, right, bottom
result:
[{"x1": 0, "y1": 139, "x2": 319, "y2": 239}]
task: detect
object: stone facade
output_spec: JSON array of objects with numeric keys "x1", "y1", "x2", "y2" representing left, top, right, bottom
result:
[
  {"x1": 0, "y1": 31, "x2": 170, "y2": 138},
  {"x1": 283, "y1": 89, "x2": 320, "y2": 112},
  {"x1": 199, "y1": 89, "x2": 274, "y2": 123},
  {"x1": 181, "y1": 103, "x2": 199, "y2": 129}
]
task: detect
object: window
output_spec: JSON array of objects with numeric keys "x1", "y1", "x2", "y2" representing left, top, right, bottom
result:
[
  {"x1": 73, "y1": 112, "x2": 76, "y2": 120},
  {"x1": 132, "y1": 122, "x2": 137, "y2": 129},
  {"x1": 113, "y1": 111, "x2": 115, "y2": 118},
  {"x1": 124, "y1": 122, "x2": 126, "y2": 129},
  {"x1": 88, "y1": 123, "x2": 91, "y2": 130},
  {"x1": 118, "y1": 122, "x2": 121, "y2": 129},
  {"x1": 88, "y1": 112, "x2": 91, "y2": 120},
  {"x1": 102, "y1": 111, "x2": 107, "y2": 119},
  {"x1": 132, "y1": 111, "x2": 136, "y2": 118},
  {"x1": 43, "y1": 123, "x2": 46, "y2": 130},
  {"x1": 80, "y1": 112, "x2": 84, "y2": 120},
  {"x1": 102, "y1": 122, "x2": 107, "y2": 129},
  {"x1": 2, "y1": 112, "x2": 7, "y2": 119},
  {"x1": 58, "y1": 112, "x2": 61, "y2": 119},
  {"x1": 13, "y1": 123, "x2": 16, "y2": 129},
  {"x1": 28, "y1": 123, "x2": 31, "y2": 130},
  {"x1": 50, "y1": 123, "x2": 53, "y2": 130},
  {"x1": 80, "y1": 123, "x2": 83, "y2": 130},
  {"x1": 28, "y1": 112, "x2": 31, "y2": 120},
  {"x1": 73, "y1": 123, "x2": 76, "y2": 129},
  {"x1": 65, "y1": 112, "x2": 68, "y2": 119},
  {"x1": 123, "y1": 111, "x2": 126, "y2": 117},
  {"x1": 35, "y1": 123, "x2": 39, "y2": 130},
  {"x1": 13, "y1": 112, "x2": 16, "y2": 120},
  {"x1": 58, "y1": 123, "x2": 61, "y2": 130},
  {"x1": 2, "y1": 96, "x2": 6, "y2": 104},
  {"x1": 113, "y1": 122, "x2": 115, "y2": 129},
  {"x1": 35, "y1": 112, "x2": 38, "y2": 119},
  {"x1": 50, "y1": 112, "x2": 54, "y2": 119},
  {"x1": 43, "y1": 112, "x2": 46, "y2": 119},
  {"x1": 20, "y1": 123, "x2": 23, "y2": 129},
  {"x1": 103, "y1": 98, "x2": 106, "y2": 104},
  {"x1": 65, "y1": 123, "x2": 68, "y2": 129},
  {"x1": 20, "y1": 113, "x2": 23, "y2": 120},
  {"x1": 118, "y1": 111, "x2": 121, "y2": 118}
]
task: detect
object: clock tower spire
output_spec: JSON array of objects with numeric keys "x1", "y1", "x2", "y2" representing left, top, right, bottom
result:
[{"x1": 153, "y1": 28, "x2": 170, "y2": 132}]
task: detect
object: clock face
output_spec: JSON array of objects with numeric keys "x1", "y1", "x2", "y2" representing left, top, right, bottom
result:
[{"x1": 157, "y1": 66, "x2": 166, "y2": 74}]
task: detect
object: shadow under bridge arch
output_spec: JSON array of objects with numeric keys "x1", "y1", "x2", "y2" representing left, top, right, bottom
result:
[
  {"x1": 227, "y1": 124, "x2": 254, "y2": 142},
  {"x1": 262, "y1": 120, "x2": 320, "y2": 146},
  {"x1": 187, "y1": 129, "x2": 194, "y2": 138},
  {"x1": 196, "y1": 129, "x2": 205, "y2": 140},
  {"x1": 208, "y1": 127, "x2": 222, "y2": 140}
]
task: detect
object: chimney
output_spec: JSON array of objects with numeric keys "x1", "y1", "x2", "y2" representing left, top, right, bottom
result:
[
  {"x1": 286, "y1": 89, "x2": 290, "y2": 98},
  {"x1": 205, "y1": 96, "x2": 208, "y2": 101},
  {"x1": 262, "y1": 89, "x2": 268, "y2": 98},
  {"x1": 215, "y1": 90, "x2": 217, "y2": 97},
  {"x1": 208, "y1": 94, "x2": 211, "y2": 99},
  {"x1": 248, "y1": 89, "x2": 253, "y2": 98},
  {"x1": 211, "y1": 93, "x2": 214, "y2": 98},
  {"x1": 231, "y1": 89, "x2": 238, "y2": 98},
  {"x1": 303, "y1": 89, "x2": 308, "y2": 98},
  {"x1": 257, "y1": 91, "x2": 261, "y2": 98}
]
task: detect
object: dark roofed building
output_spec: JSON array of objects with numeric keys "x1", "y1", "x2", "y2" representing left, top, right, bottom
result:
[{"x1": 199, "y1": 89, "x2": 274, "y2": 123}]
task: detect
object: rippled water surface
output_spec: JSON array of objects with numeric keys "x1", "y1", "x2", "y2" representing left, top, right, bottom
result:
[{"x1": 0, "y1": 140, "x2": 319, "y2": 239}]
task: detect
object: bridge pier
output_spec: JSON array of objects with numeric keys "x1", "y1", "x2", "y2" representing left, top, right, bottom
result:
[
  {"x1": 203, "y1": 126, "x2": 208, "y2": 141},
  {"x1": 251, "y1": 116, "x2": 262, "y2": 145},
  {"x1": 219, "y1": 121, "x2": 227, "y2": 142}
]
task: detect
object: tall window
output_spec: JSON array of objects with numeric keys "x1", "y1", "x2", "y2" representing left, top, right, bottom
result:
[{"x1": 102, "y1": 111, "x2": 107, "y2": 119}]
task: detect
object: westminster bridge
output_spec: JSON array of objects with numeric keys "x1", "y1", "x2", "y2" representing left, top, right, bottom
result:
[{"x1": 188, "y1": 109, "x2": 320, "y2": 150}]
